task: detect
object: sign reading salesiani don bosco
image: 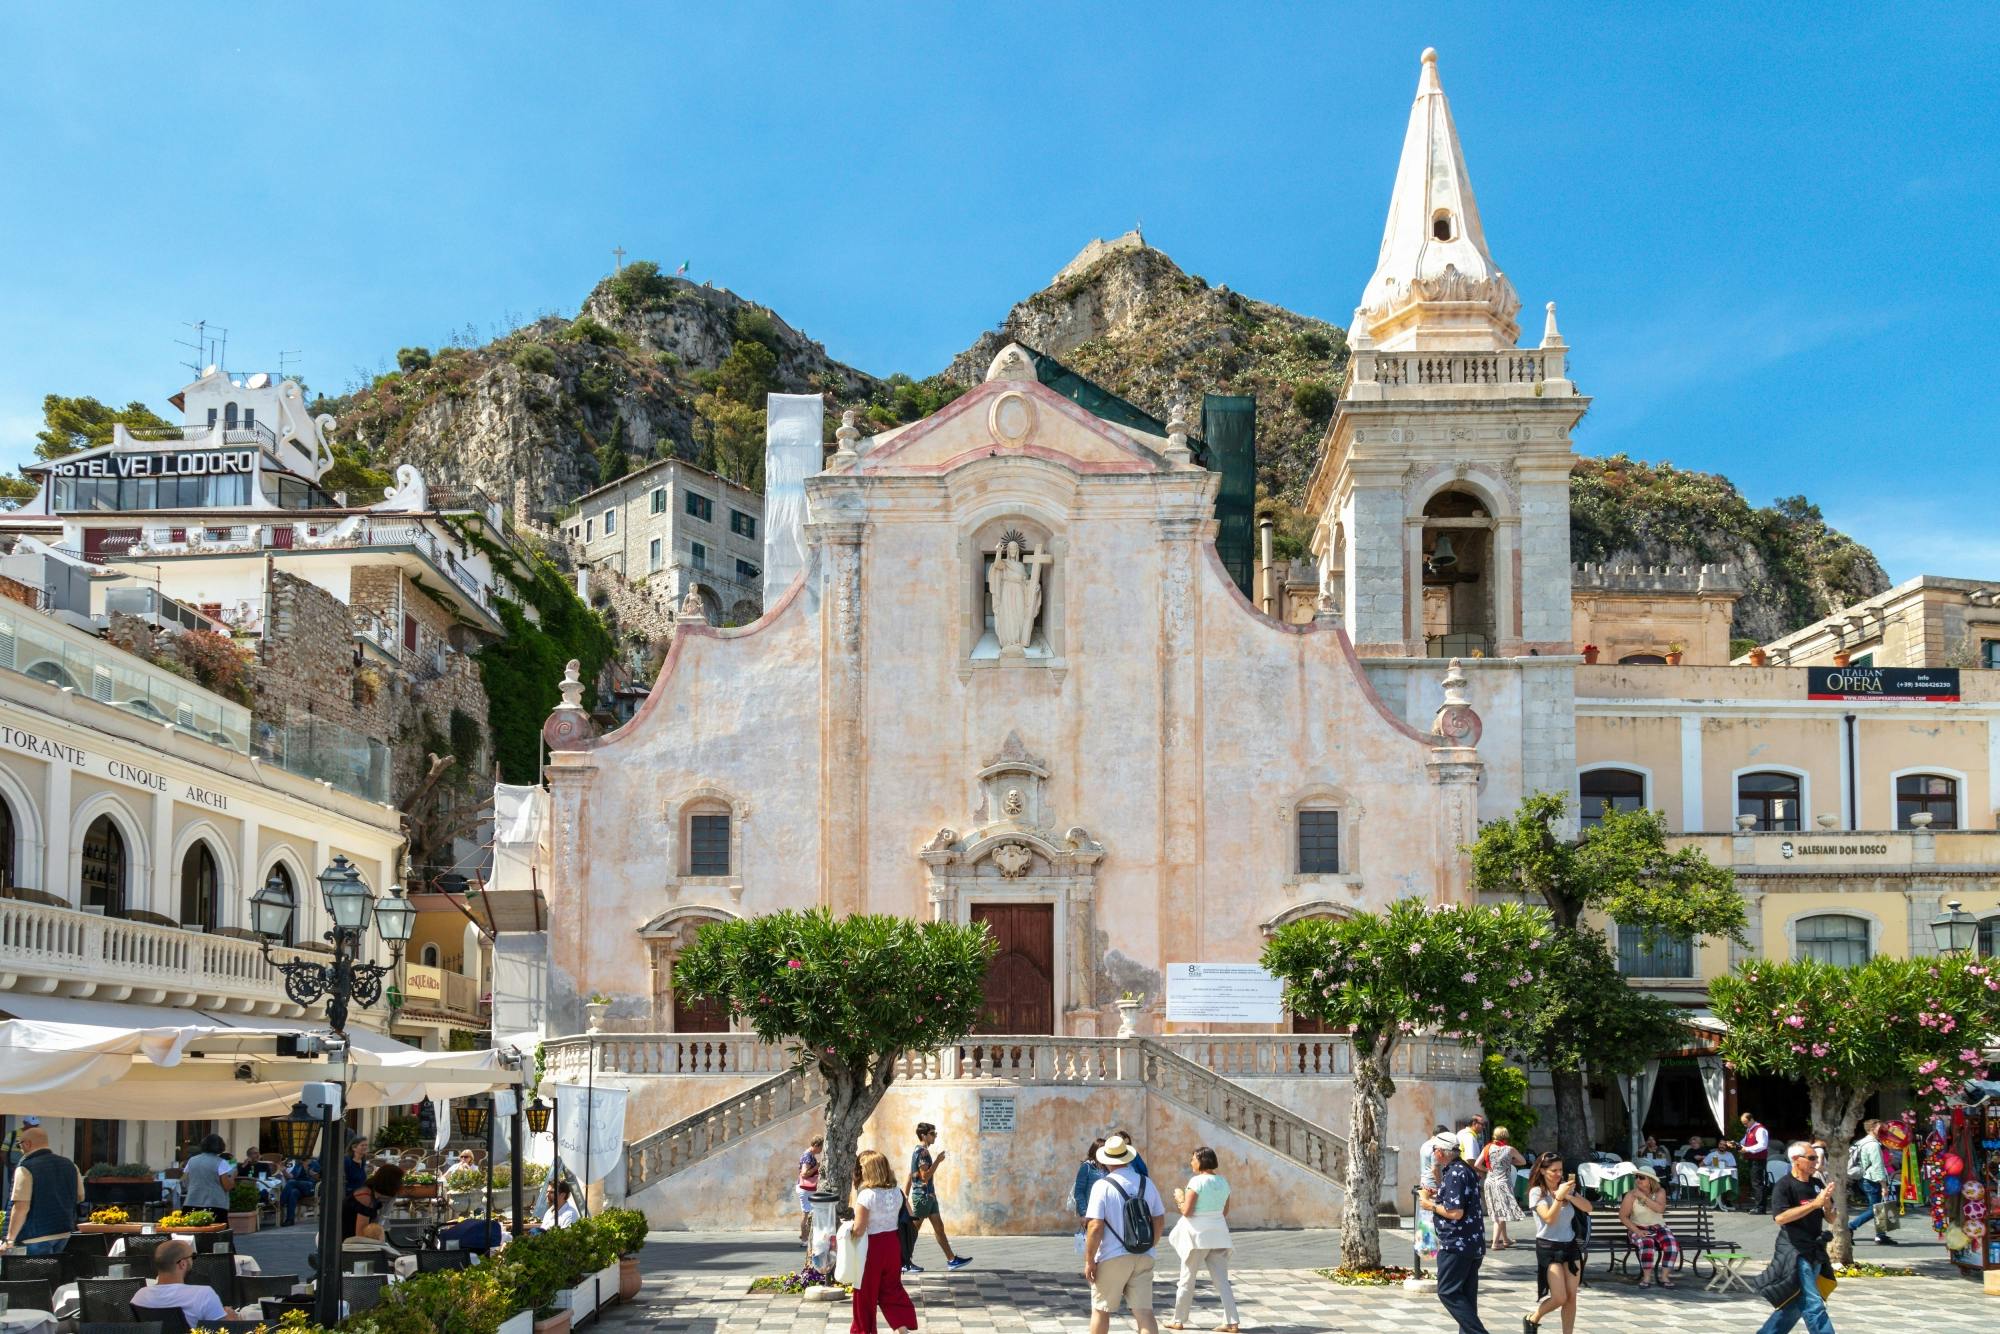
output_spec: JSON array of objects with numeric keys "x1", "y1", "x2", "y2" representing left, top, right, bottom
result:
[{"x1": 1806, "y1": 667, "x2": 1960, "y2": 702}]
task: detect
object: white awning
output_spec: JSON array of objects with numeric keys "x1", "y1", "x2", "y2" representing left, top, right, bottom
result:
[{"x1": 0, "y1": 1010, "x2": 521, "y2": 1120}]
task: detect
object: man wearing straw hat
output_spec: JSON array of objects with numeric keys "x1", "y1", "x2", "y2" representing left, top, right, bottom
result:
[{"x1": 1083, "y1": 1134, "x2": 1166, "y2": 1334}]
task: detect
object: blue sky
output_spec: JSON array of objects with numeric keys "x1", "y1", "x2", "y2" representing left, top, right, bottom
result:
[{"x1": 1, "y1": 3, "x2": 1992, "y2": 581}]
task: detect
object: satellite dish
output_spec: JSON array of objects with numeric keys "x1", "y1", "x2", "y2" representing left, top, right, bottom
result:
[{"x1": 246, "y1": 372, "x2": 270, "y2": 389}]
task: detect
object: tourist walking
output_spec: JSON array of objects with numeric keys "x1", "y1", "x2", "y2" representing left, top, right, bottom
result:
[
  {"x1": 1165, "y1": 1147, "x2": 1237, "y2": 1333},
  {"x1": 1618, "y1": 1166, "x2": 1679, "y2": 1288},
  {"x1": 1741, "y1": 1111, "x2": 1772, "y2": 1213},
  {"x1": 181, "y1": 1133, "x2": 236, "y2": 1212},
  {"x1": 1083, "y1": 1134, "x2": 1165, "y2": 1334},
  {"x1": 1457, "y1": 1114, "x2": 1489, "y2": 1167},
  {"x1": 1420, "y1": 1133, "x2": 1490, "y2": 1334},
  {"x1": 1751, "y1": 1141, "x2": 1839, "y2": 1334},
  {"x1": 848, "y1": 1150, "x2": 918, "y2": 1334},
  {"x1": 1524, "y1": 1151, "x2": 1592, "y2": 1334},
  {"x1": 1846, "y1": 1120, "x2": 1896, "y2": 1245},
  {"x1": 906, "y1": 1123, "x2": 971, "y2": 1272},
  {"x1": 1481, "y1": 1128, "x2": 1526, "y2": 1249},
  {"x1": 799, "y1": 1134, "x2": 824, "y2": 1245},
  {"x1": 0, "y1": 1124, "x2": 81, "y2": 1255}
]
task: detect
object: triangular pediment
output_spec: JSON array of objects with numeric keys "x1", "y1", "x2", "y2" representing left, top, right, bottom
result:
[{"x1": 854, "y1": 347, "x2": 1175, "y2": 477}]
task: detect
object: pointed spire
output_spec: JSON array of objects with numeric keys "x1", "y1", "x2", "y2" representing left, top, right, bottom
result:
[
  {"x1": 1541, "y1": 301, "x2": 1564, "y2": 348},
  {"x1": 1355, "y1": 48, "x2": 1521, "y2": 352}
]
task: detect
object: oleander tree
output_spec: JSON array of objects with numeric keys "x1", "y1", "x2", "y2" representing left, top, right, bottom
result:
[
  {"x1": 672, "y1": 908, "x2": 995, "y2": 1197},
  {"x1": 1261, "y1": 897, "x2": 1549, "y2": 1271},
  {"x1": 1711, "y1": 954, "x2": 2000, "y2": 1264},
  {"x1": 1471, "y1": 793, "x2": 1745, "y2": 1162}
]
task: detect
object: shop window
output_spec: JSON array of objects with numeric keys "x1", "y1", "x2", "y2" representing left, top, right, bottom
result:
[
  {"x1": 1795, "y1": 913, "x2": 1871, "y2": 966},
  {"x1": 1580, "y1": 768, "x2": 1647, "y2": 828},
  {"x1": 1737, "y1": 771, "x2": 1802, "y2": 832},
  {"x1": 1617, "y1": 923, "x2": 1693, "y2": 977},
  {"x1": 74, "y1": 1119, "x2": 122, "y2": 1171},
  {"x1": 81, "y1": 815, "x2": 127, "y2": 917},
  {"x1": 1296, "y1": 809, "x2": 1340, "y2": 875},
  {"x1": 265, "y1": 863, "x2": 296, "y2": 946},
  {"x1": 180, "y1": 841, "x2": 221, "y2": 930},
  {"x1": 0, "y1": 794, "x2": 13, "y2": 891},
  {"x1": 685, "y1": 807, "x2": 731, "y2": 877},
  {"x1": 1897, "y1": 774, "x2": 1959, "y2": 829}
]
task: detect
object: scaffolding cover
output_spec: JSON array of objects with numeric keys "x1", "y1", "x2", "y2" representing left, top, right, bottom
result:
[
  {"x1": 1204, "y1": 395, "x2": 1257, "y2": 596},
  {"x1": 762, "y1": 394, "x2": 824, "y2": 609}
]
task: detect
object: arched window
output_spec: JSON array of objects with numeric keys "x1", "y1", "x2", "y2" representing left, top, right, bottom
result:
[
  {"x1": 81, "y1": 816, "x2": 127, "y2": 917},
  {"x1": 1737, "y1": 771, "x2": 1802, "y2": 832},
  {"x1": 1618, "y1": 653, "x2": 1666, "y2": 666},
  {"x1": 1431, "y1": 210, "x2": 1454, "y2": 241},
  {"x1": 0, "y1": 793, "x2": 14, "y2": 890},
  {"x1": 1579, "y1": 768, "x2": 1646, "y2": 828},
  {"x1": 1896, "y1": 774, "x2": 1958, "y2": 829},
  {"x1": 180, "y1": 841, "x2": 221, "y2": 930},
  {"x1": 420, "y1": 943, "x2": 441, "y2": 967},
  {"x1": 684, "y1": 800, "x2": 731, "y2": 877},
  {"x1": 1795, "y1": 914, "x2": 1870, "y2": 966},
  {"x1": 24, "y1": 660, "x2": 80, "y2": 691},
  {"x1": 265, "y1": 863, "x2": 296, "y2": 946},
  {"x1": 223, "y1": 401, "x2": 239, "y2": 430},
  {"x1": 1420, "y1": 489, "x2": 1494, "y2": 658}
]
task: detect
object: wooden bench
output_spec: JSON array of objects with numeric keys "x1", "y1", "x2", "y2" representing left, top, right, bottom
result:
[{"x1": 1585, "y1": 1202, "x2": 1739, "y2": 1279}]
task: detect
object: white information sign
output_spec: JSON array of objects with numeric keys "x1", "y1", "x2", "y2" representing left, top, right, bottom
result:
[
  {"x1": 1164, "y1": 962, "x2": 1284, "y2": 1024},
  {"x1": 977, "y1": 1094, "x2": 1016, "y2": 1134}
]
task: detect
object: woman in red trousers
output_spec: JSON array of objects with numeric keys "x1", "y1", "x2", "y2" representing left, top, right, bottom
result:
[{"x1": 848, "y1": 1149, "x2": 918, "y2": 1333}]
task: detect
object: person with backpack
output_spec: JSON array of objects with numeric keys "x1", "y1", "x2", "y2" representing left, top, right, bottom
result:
[{"x1": 1084, "y1": 1134, "x2": 1166, "y2": 1334}]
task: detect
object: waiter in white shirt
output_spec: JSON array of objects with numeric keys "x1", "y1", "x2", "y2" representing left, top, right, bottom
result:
[{"x1": 1739, "y1": 1112, "x2": 1771, "y2": 1213}]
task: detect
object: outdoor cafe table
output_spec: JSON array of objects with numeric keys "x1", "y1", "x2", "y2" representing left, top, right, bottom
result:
[
  {"x1": 1577, "y1": 1161, "x2": 1638, "y2": 1200},
  {"x1": 0, "y1": 1309, "x2": 58, "y2": 1334},
  {"x1": 1674, "y1": 1161, "x2": 1738, "y2": 1205}
]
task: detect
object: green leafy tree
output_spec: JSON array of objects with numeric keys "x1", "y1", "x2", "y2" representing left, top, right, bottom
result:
[
  {"x1": 0, "y1": 472, "x2": 37, "y2": 502},
  {"x1": 608, "y1": 259, "x2": 675, "y2": 308},
  {"x1": 397, "y1": 346, "x2": 433, "y2": 373},
  {"x1": 318, "y1": 441, "x2": 394, "y2": 502},
  {"x1": 1712, "y1": 955, "x2": 2000, "y2": 1263},
  {"x1": 1471, "y1": 794, "x2": 1744, "y2": 1161},
  {"x1": 674, "y1": 909, "x2": 995, "y2": 1196},
  {"x1": 1261, "y1": 898, "x2": 1548, "y2": 1269},
  {"x1": 590, "y1": 416, "x2": 629, "y2": 483},
  {"x1": 36, "y1": 394, "x2": 174, "y2": 461},
  {"x1": 714, "y1": 338, "x2": 777, "y2": 406},
  {"x1": 693, "y1": 394, "x2": 764, "y2": 490},
  {"x1": 1291, "y1": 381, "x2": 1336, "y2": 421},
  {"x1": 1478, "y1": 1053, "x2": 1538, "y2": 1143}
]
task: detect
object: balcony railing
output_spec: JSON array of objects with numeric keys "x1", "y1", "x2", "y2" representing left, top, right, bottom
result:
[
  {"x1": 0, "y1": 897, "x2": 316, "y2": 1014},
  {"x1": 0, "y1": 596, "x2": 251, "y2": 752},
  {"x1": 252, "y1": 712, "x2": 392, "y2": 804}
]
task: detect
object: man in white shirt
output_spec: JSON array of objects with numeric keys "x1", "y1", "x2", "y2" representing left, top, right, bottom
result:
[
  {"x1": 538, "y1": 1180, "x2": 580, "y2": 1231},
  {"x1": 1083, "y1": 1135, "x2": 1165, "y2": 1334},
  {"x1": 129, "y1": 1238, "x2": 253, "y2": 1325},
  {"x1": 1739, "y1": 1112, "x2": 1772, "y2": 1214}
]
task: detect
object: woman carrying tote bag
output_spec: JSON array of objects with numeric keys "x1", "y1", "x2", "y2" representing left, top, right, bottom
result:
[{"x1": 847, "y1": 1150, "x2": 919, "y2": 1334}]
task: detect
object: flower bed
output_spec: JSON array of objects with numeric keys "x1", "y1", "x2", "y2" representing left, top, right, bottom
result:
[
  {"x1": 1315, "y1": 1265, "x2": 1415, "y2": 1286},
  {"x1": 1832, "y1": 1261, "x2": 1919, "y2": 1278},
  {"x1": 748, "y1": 1265, "x2": 848, "y2": 1295}
]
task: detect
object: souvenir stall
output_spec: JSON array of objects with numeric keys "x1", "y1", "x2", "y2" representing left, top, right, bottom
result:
[{"x1": 1921, "y1": 1082, "x2": 2000, "y2": 1279}]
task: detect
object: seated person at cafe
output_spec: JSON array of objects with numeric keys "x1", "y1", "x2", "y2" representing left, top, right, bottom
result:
[
  {"x1": 536, "y1": 1180, "x2": 580, "y2": 1233},
  {"x1": 343, "y1": 1164, "x2": 405, "y2": 1241},
  {"x1": 1702, "y1": 1141, "x2": 1738, "y2": 1171},
  {"x1": 1677, "y1": 1135, "x2": 1706, "y2": 1162},
  {"x1": 131, "y1": 1237, "x2": 254, "y2": 1326}
]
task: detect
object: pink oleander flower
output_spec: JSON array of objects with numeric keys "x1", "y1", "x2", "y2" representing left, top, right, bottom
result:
[
  {"x1": 1962, "y1": 1049, "x2": 1981, "y2": 1064},
  {"x1": 1529, "y1": 938, "x2": 1544, "y2": 949},
  {"x1": 1482, "y1": 999, "x2": 1495, "y2": 1010},
  {"x1": 1784, "y1": 1015, "x2": 1806, "y2": 1029},
  {"x1": 1810, "y1": 1044, "x2": 1828, "y2": 1057},
  {"x1": 1461, "y1": 971, "x2": 1478, "y2": 983},
  {"x1": 787, "y1": 959, "x2": 803, "y2": 970},
  {"x1": 1791, "y1": 1043, "x2": 1807, "y2": 1053},
  {"x1": 1919, "y1": 1059, "x2": 1939, "y2": 1074},
  {"x1": 1409, "y1": 941, "x2": 1424, "y2": 954}
]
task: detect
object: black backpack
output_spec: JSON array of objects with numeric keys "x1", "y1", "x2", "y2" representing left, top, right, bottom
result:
[{"x1": 1102, "y1": 1173, "x2": 1155, "y2": 1253}]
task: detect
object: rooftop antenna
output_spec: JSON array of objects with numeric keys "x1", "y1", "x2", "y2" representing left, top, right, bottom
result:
[
  {"x1": 175, "y1": 320, "x2": 229, "y2": 378},
  {"x1": 278, "y1": 350, "x2": 303, "y2": 382}
]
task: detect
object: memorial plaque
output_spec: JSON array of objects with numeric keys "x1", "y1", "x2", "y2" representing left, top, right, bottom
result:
[{"x1": 978, "y1": 1093, "x2": 1016, "y2": 1134}]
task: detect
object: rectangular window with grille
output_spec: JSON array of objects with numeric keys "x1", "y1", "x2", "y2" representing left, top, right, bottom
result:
[
  {"x1": 685, "y1": 492, "x2": 713, "y2": 523},
  {"x1": 650, "y1": 488, "x2": 666, "y2": 515},
  {"x1": 1984, "y1": 640, "x2": 2000, "y2": 670},
  {"x1": 1297, "y1": 809, "x2": 1339, "y2": 874},
  {"x1": 730, "y1": 509, "x2": 757, "y2": 539},
  {"x1": 688, "y1": 813, "x2": 730, "y2": 876}
]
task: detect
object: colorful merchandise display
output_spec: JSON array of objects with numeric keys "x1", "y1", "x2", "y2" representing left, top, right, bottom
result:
[{"x1": 1925, "y1": 1100, "x2": 2000, "y2": 1273}]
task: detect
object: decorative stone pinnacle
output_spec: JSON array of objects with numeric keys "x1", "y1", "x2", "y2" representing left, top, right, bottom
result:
[
  {"x1": 834, "y1": 408, "x2": 861, "y2": 460},
  {"x1": 1164, "y1": 402, "x2": 1193, "y2": 465},
  {"x1": 1428, "y1": 657, "x2": 1482, "y2": 748},
  {"x1": 1441, "y1": 656, "x2": 1469, "y2": 706},
  {"x1": 542, "y1": 658, "x2": 597, "y2": 751},
  {"x1": 559, "y1": 659, "x2": 584, "y2": 708},
  {"x1": 1541, "y1": 301, "x2": 1565, "y2": 348}
]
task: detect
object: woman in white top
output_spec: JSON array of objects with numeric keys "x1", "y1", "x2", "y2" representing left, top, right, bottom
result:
[
  {"x1": 1525, "y1": 1152, "x2": 1593, "y2": 1334},
  {"x1": 1617, "y1": 1167, "x2": 1680, "y2": 1288},
  {"x1": 848, "y1": 1150, "x2": 918, "y2": 1334},
  {"x1": 1166, "y1": 1146, "x2": 1237, "y2": 1332},
  {"x1": 1480, "y1": 1126, "x2": 1527, "y2": 1249}
]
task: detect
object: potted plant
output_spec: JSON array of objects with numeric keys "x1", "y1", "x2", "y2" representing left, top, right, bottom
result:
[
  {"x1": 603, "y1": 1207, "x2": 650, "y2": 1303},
  {"x1": 403, "y1": 1168, "x2": 441, "y2": 1199},
  {"x1": 227, "y1": 1179, "x2": 262, "y2": 1234},
  {"x1": 83, "y1": 1162, "x2": 158, "y2": 1207},
  {"x1": 585, "y1": 992, "x2": 612, "y2": 1032},
  {"x1": 1116, "y1": 991, "x2": 1144, "y2": 1038},
  {"x1": 1580, "y1": 643, "x2": 1599, "y2": 665},
  {"x1": 1665, "y1": 641, "x2": 1685, "y2": 666},
  {"x1": 1832, "y1": 648, "x2": 1852, "y2": 666},
  {"x1": 444, "y1": 1161, "x2": 485, "y2": 1213},
  {"x1": 1748, "y1": 646, "x2": 1769, "y2": 666}
]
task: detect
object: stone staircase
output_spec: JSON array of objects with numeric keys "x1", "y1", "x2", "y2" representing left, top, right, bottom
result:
[{"x1": 607, "y1": 1035, "x2": 1445, "y2": 1201}]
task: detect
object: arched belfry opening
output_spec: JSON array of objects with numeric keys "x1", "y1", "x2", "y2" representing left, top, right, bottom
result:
[{"x1": 1421, "y1": 489, "x2": 1495, "y2": 657}]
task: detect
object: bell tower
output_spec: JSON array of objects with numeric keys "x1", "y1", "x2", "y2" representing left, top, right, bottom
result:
[{"x1": 1308, "y1": 49, "x2": 1589, "y2": 658}]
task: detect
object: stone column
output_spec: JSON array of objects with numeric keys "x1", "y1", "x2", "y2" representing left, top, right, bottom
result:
[
  {"x1": 1156, "y1": 518, "x2": 1207, "y2": 1006},
  {"x1": 1516, "y1": 457, "x2": 1576, "y2": 651},
  {"x1": 1343, "y1": 466, "x2": 1407, "y2": 653},
  {"x1": 813, "y1": 521, "x2": 868, "y2": 917},
  {"x1": 542, "y1": 661, "x2": 599, "y2": 1036},
  {"x1": 40, "y1": 760, "x2": 69, "y2": 894},
  {"x1": 1427, "y1": 748, "x2": 1483, "y2": 900}
]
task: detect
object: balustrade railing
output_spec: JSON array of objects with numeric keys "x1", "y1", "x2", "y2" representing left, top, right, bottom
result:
[
  {"x1": 0, "y1": 898, "x2": 311, "y2": 1008},
  {"x1": 625, "y1": 1067, "x2": 824, "y2": 1192},
  {"x1": 1357, "y1": 350, "x2": 1554, "y2": 389}
]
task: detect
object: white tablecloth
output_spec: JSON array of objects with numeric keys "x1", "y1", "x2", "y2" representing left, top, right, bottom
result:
[
  {"x1": 0, "y1": 1309, "x2": 58, "y2": 1334},
  {"x1": 1577, "y1": 1161, "x2": 1635, "y2": 1190}
]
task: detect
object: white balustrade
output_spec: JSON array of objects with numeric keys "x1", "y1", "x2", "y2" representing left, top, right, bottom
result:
[{"x1": 0, "y1": 898, "x2": 309, "y2": 1010}]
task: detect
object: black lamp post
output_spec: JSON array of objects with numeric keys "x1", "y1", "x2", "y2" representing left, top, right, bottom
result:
[{"x1": 248, "y1": 854, "x2": 416, "y2": 1327}]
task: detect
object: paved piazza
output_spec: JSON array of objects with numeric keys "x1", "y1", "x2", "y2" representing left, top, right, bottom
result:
[{"x1": 595, "y1": 1229, "x2": 1994, "y2": 1333}]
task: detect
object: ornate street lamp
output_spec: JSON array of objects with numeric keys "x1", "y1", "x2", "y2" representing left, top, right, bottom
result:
[
  {"x1": 451, "y1": 1098, "x2": 491, "y2": 1141},
  {"x1": 270, "y1": 1101, "x2": 323, "y2": 1162},
  {"x1": 1932, "y1": 899, "x2": 1978, "y2": 956},
  {"x1": 524, "y1": 1096, "x2": 553, "y2": 1136},
  {"x1": 250, "y1": 855, "x2": 414, "y2": 1034}
]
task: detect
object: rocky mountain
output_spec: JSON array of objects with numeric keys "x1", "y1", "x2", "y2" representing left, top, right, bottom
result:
[{"x1": 313, "y1": 241, "x2": 1887, "y2": 640}]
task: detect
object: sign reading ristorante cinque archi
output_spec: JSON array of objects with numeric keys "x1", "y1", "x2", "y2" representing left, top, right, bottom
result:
[
  {"x1": 1806, "y1": 666, "x2": 1960, "y2": 702},
  {"x1": 43, "y1": 449, "x2": 256, "y2": 479}
]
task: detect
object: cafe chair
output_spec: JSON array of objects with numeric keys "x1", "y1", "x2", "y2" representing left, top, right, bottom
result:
[
  {"x1": 77, "y1": 1277, "x2": 149, "y2": 1323},
  {"x1": 0, "y1": 1277, "x2": 56, "y2": 1312}
]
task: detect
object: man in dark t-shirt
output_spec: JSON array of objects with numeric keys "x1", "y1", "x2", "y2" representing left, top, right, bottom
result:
[{"x1": 1756, "y1": 1141, "x2": 1837, "y2": 1334}]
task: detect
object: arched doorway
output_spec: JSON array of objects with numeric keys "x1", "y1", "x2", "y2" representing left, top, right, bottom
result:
[
  {"x1": 1420, "y1": 489, "x2": 1496, "y2": 657},
  {"x1": 81, "y1": 815, "x2": 127, "y2": 917},
  {"x1": 264, "y1": 863, "x2": 297, "y2": 946},
  {"x1": 181, "y1": 841, "x2": 222, "y2": 930},
  {"x1": 640, "y1": 907, "x2": 736, "y2": 1033},
  {"x1": 970, "y1": 903, "x2": 1054, "y2": 1034}
]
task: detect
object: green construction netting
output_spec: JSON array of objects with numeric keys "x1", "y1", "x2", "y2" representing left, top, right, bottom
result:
[{"x1": 1203, "y1": 395, "x2": 1257, "y2": 597}]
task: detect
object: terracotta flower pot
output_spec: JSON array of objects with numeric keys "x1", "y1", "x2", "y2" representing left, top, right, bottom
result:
[
  {"x1": 1665, "y1": 651, "x2": 1683, "y2": 666},
  {"x1": 1748, "y1": 648, "x2": 1768, "y2": 666},
  {"x1": 1832, "y1": 651, "x2": 1851, "y2": 666},
  {"x1": 227, "y1": 1210, "x2": 259, "y2": 1235},
  {"x1": 619, "y1": 1255, "x2": 643, "y2": 1302},
  {"x1": 1581, "y1": 647, "x2": 1599, "y2": 664},
  {"x1": 533, "y1": 1312, "x2": 571, "y2": 1334}
]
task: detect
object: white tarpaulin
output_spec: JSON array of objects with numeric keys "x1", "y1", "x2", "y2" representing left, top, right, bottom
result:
[
  {"x1": 489, "y1": 782, "x2": 546, "y2": 894},
  {"x1": 761, "y1": 393, "x2": 823, "y2": 609},
  {"x1": 0, "y1": 1016, "x2": 520, "y2": 1120}
]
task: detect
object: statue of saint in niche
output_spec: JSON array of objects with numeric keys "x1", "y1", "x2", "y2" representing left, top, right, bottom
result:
[{"x1": 987, "y1": 534, "x2": 1051, "y2": 657}]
